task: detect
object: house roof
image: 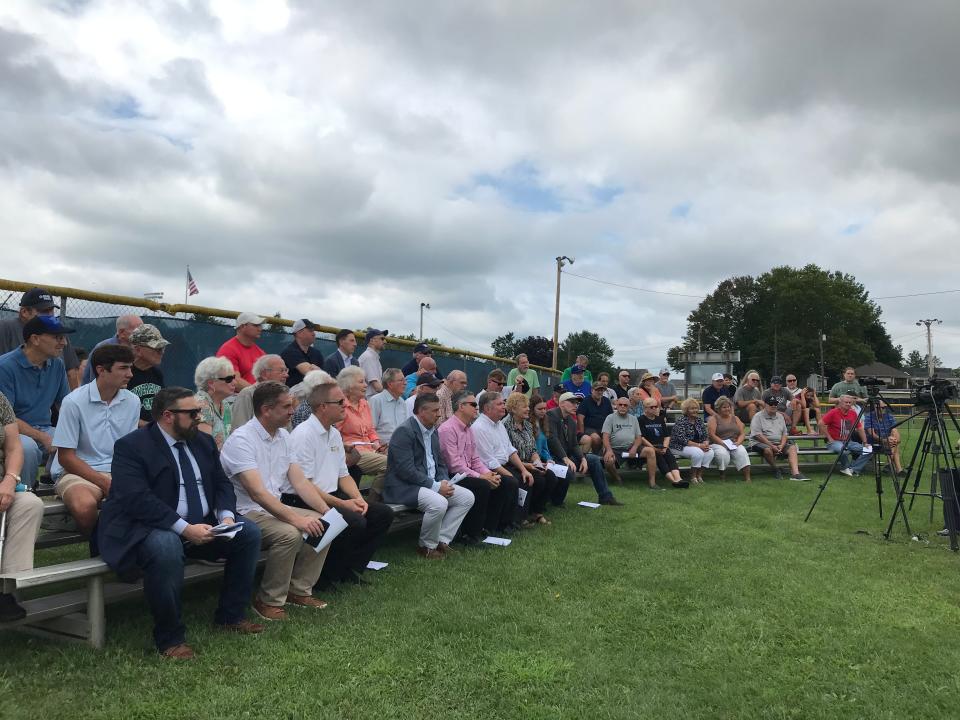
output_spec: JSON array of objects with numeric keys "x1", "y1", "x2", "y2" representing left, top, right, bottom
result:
[{"x1": 855, "y1": 362, "x2": 911, "y2": 379}]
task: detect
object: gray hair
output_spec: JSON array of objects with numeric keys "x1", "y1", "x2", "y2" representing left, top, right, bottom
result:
[
  {"x1": 628, "y1": 387, "x2": 642, "y2": 400},
  {"x1": 252, "y1": 354, "x2": 283, "y2": 381},
  {"x1": 478, "y1": 391, "x2": 499, "y2": 413},
  {"x1": 116, "y1": 314, "x2": 141, "y2": 332},
  {"x1": 291, "y1": 369, "x2": 335, "y2": 400},
  {"x1": 451, "y1": 390, "x2": 474, "y2": 411},
  {"x1": 194, "y1": 356, "x2": 235, "y2": 392},
  {"x1": 337, "y1": 365, "x2": 366, "y2": 392},
  {"x1": 382, "y1": 368, "x2": 403, "y2": 385}
]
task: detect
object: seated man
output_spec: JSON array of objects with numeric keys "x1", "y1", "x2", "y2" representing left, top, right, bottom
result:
[
  {"x1": 636, "y1": 397, "x2": 688, "y2": 488},
  {"x1": 748, "y1": 397, "x2": 808, "y2": 481},
  {"x1": 280, "y1": 319, "x2": 323, "y2": 387},
  {"x1": 828, "y1": 367, "x2": 867, "y2": 405},
  {"x1": 734, "y1": 371, "x2": 764, "y2": 423},
  {"x1": 506, "y1": 354, "x2": 540, "y2": 398},
  {"x1": 0, "y1": 391, "x2": 44, "y2": 621},
  {"x1": 820, "y1": 394, "x2": 872, "y2": 477},
  {"x1": 595, "y1": 372, "x2": 617, "y2": 403},
  {"x1": 544, "y1": 383, "x2": 564, "y2": 410},
  {"x1": 612, "y1": 370, "x2": 632, "y2": 399},
  {"x1": 863, "y1": 401, "x2": 903, "y2": 476},
  {"x1": 761, "y1": 376, "x2": 792, "y2": 429},
  {"x1": 439, "y1": 390, "x2": 507, "y2": 543},
  {"x1": 216, "y1": 313, "x2": 265, "y2": 390},
  {"x1": 80, "y1": 314, "x2": 143, "y2": 385},
  {"x1": 0, "y1": 287, "x2": 81, "y2": 390},
  {"x1": 369, "y1": 368, "x2": 411, "y2": 445},
  {"x1": 337, "y1": 367, "x2": 389, "y2": 497},
  {"x1": 475, "y1": 368, "x2": 507, "y2": 404},
  {"x1": 0, "y1": 315, "x2": 72, "y2": 486},
  {"x1": 231, "y1": 354, "x2": 289, "y2": 430},
  {"x1": 577, "y1": 383, "x2": 613, "y2": 455},
  {"x1": 221, "y1": 382, "x2": 331, "y2": 621},
  {"x1": 561, "y1": 366, "x2": 591, "y2": 398},
  {"x1": 323, "y1": 328, "x2": 359, "y2": 377},
  {"x1": 546, "y1": 392, "x2": 623, "y2": 505},
  {"x1": 783, "y1": 375, "x2": 808, "y2": 434},
  {"x1": 701, "y1": 373, "x2": 726, "y2": 419},
  {"x1": 472, "y1": 392, "x2": 536, "y2": 530},
  {"x1": 288, "y1": 375, "x2": 394, "y2": 590},
  {"x1": 383, "y1": 393, "x2": 475, "y2": 559},
  {"x1": 406, "y1": 372, "x2": 444, "y2": 414},
  {"x1": 655, "y1": 369, "x2": 679, "y2": 411},
  {"x1": 51, "y1": 345, "x2": 141, "y2": 537},
  {"x1": 435, "y1": 370, "x2": 468, "y2": 424},
  {"x1": 602, "y1": 397, "x2": 660, "y2": 489},
  {"x1": 404, "y1": 356, "x2": 439, "y2": 399},
  {"x1": 128, "y1": 324, "x2": 171, "y2": 427},
  {"x1": 97, "y1": 387, "x2": 264, "y2": 658}
]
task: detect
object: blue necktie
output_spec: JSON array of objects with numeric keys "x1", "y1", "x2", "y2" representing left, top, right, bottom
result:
[{"x1": 174, "y1": 441, "x2": 204, "y2": 524}]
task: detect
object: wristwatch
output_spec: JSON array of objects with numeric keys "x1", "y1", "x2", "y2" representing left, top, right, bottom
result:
[{"x1": 3, "y1": 472, "x2": 20, "y2": 482}]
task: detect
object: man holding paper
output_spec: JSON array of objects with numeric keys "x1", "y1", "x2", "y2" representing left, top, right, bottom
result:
[
  {"x1": 383, "y1": 393, "x2": 474, "y2": 559},
  {"x1": 288, "y1": 375, "x2": 394, "y2": 589},
  {"x1": 601, "y1": 397, "x2": 660, "y2": 489},
  {"x1": 221, "y1": 382, "x2": 332, "y2": 621},
  {"x1": 98, "y1": 387, "x2": 264, "y2": 659}
]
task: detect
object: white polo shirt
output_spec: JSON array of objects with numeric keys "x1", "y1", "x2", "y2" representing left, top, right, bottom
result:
[
  {"x1": 220, "y1": 418, "x2": 296, "y2": 515},
  {"x1": 288, "y1": 414, "x2": 348, "y2": 494}
]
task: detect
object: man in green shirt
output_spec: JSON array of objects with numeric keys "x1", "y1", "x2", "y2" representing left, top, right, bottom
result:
[
  {"x1": 828, "y1": 367, "x2": 866, "y2": 405},
  {"x1": 506, "y1": 354, "x2": 540, "y2": 398}
]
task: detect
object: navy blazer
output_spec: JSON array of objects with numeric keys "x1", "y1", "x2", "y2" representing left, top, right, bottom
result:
[
  {"x1": 383, "y1": 416, "x2": 449, "y2": 507},
  {"x1": 97, "y1": 423, "x2": 237, "y2": 578},
  {"x1": 322, "y1": 350, "x2": 358, "y2": 378}
]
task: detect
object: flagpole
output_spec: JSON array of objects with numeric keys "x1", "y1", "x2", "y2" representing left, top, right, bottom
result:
[{"x1": 185, "y1": 266, "x2": 189, "y2": 306}]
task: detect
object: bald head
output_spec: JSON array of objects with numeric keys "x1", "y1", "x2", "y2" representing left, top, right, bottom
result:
[
  {"x1": 418, "y1": 357, "x2": 437, "y2": 374},
  {"x1": 445, "y1": 370, "x2": 468, "y2": 393}
]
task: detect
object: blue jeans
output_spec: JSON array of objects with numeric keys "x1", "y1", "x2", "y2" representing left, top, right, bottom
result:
[
  {"x1": 19, "y1": 425, "x2": 53, "y2": 487},
  {"x1": 584, "y1": 453, "x2": 613, "y2": 501},
  {"x1": 828, "y1": 440, "x2": 872, "y2": 474},
  {"x1": 135, "y1": 518, "x2": 262, "y2": 651}
]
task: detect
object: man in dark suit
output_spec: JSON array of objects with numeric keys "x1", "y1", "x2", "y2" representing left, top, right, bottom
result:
[
  {"x1": 383, "y1": 393, "x2": 474, "y2": 559},
  {"x1": 322, "y1": 328, "x2": 359, "y2": 377},
  {"x1": 98, "y1": 387, "x2": 264, "y2": 659}
]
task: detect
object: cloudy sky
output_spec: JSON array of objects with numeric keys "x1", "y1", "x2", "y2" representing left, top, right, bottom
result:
[{"x1": 2, "y1": 0, "x2": 959, "y2": 370}]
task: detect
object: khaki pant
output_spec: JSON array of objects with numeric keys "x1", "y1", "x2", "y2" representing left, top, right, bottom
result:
[
  {"x1": 55, "y1": 473, "x2": 107, "y2": 502},
  {"x1": 245, "y1": 507, "x2": 329, "y2": 607},
  {"x1": 1, "y1": 491, "x2": 43, "y2": 574},
  {"x1": 355, "y1": 451, "x2": 388, "y2": 493}
]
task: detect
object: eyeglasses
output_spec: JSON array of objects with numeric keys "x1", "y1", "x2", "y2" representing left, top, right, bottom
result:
[
  {"x1": 169, "y1": 408, "x2": 202, "y2": 419},
  {"x1": 786, "y1": 378, "x2": 797, "y2": 383},
  {"x1": 321, "y1": 399, "x2": 345, "y2": 406},
  {"x1": 462, "y1": 401, "x2": 478, "y2": 407},
  {"x1": 492, "y1": 381, "x2": 505, "y2": 387},
  {"x1": 218, "y1": 375, "x2": 236, "y2": 384}
]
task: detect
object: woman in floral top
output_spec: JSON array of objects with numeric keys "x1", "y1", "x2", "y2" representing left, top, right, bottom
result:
[
  {"x1": 194, "y1": 356, "x2": 237, "y2": 450},
  {"x1": 669, "y1": 397, "x2": 715, "y2": 483},
  {"x1": 503, "y1": 392, "x2": 556, "y2": 524}
]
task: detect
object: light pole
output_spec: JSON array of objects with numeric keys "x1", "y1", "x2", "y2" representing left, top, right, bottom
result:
[
  {"x1": 420, "y1": 302, "x2": 430, "y2": 341},
  {"x1": 818, "y1": 329, "x2": 826, "y2": 392},
  {"x1": 916, "y1": 318, "x2": 942, "y2": 379},
  {"x1": 552, "y1": 256, "x2": 574, "y2": 370}
]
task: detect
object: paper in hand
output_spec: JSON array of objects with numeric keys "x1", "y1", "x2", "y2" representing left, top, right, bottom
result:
[
  {"x1": 517, "y1": 487, "x2": 528, "y2": 507},
  {"x1": 302, "y1": 508, "x2": 349, "y2": 553},
  {"x1": 547, "y1": 462, "x2": 569, "y2": 479},
  {"x1": 450, "y1": 472, "x2": 468, "y2": 484}
]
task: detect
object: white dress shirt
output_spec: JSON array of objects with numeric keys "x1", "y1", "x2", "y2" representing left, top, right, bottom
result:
[
  {"x1": 158, "y1": 426, "x2": 233, "y2": 534},
  {"x1": 471, "y1": 413, "x2": 517, "y2": 469}
]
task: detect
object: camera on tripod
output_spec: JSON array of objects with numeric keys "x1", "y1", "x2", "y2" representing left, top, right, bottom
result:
[
  {"x1": 860, "y1": 376, "x2": 885, "y2": 397},
  {"x1": 913, "y1": 378, "x2": 958, "y2": 408}
]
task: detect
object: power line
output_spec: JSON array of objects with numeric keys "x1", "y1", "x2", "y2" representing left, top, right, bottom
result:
[
  {"x1": 560, "y1": 270, "x2": 704, "y2": 299},
  {"x1": 874, "y1": 289, "x2": 960, "y2": 300}
]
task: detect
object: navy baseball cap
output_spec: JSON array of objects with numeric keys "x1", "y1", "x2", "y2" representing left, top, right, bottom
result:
[
  {"x1": 22, "y1": 315, "x2": 74, "y2": 340},
  {"x1": 414, "y1": 343, "x2": 432, "y2": 354},
  {"x1": 20, "y1": 288, "x2": 58, "y2": 311}
]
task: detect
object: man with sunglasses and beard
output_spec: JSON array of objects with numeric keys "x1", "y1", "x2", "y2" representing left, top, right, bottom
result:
[{"x1": 98, "y1": 387, "x2": 264, "y2": 659}]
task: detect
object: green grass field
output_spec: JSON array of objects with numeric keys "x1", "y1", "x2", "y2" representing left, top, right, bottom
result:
[{"x1": 3, "y1": 424, "x2": 960, "y2": 719}]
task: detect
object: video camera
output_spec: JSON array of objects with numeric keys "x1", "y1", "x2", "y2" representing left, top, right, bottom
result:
[
  {"x1": 913, "y1": 378, "x2": 958, "y2": 407},
  {"x1": 860, "y1": 377, "x2": 885, "y2": 397}
]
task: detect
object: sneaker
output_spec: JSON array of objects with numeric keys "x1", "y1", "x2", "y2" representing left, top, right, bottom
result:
[
  {"x1": 839, "y1": 467, "x2": 855, "y2": 477},
  {"x1": 416, "y1": 546, "x2": 445, "y2": 560},
  {"x1": 648, "y1": 485, "x2": 666, "y2": 492},
  {"x1": 0, "y1": 593, "x2": 27, "y2": 622},
  {"x1": 789, "y1": 473, "x2": 809, "y2": 482},
  {"x1": 252, "y1": 598, "x2": 287, "y2": 621},
  {"x1": 285, "y1": 593, "x2": 329, "y2": 609},
  {"x1": 937, "y1": 528, "x2": 951, "y2": 537}
]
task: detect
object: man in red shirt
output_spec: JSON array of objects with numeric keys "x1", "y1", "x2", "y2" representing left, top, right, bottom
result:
[
  {"x1": 216, "y1": 312, "x2": 265, "y2": 389},
  {"x1": 820, "y1": 394, "x2": 872, "y2": 476}
]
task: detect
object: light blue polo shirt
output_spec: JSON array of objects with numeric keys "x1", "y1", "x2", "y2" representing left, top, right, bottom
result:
[
  {"x1": 51, "y1": 381, "x2": 140, "y2": 478},
  {"x1": 0, "y1": 347, "x2": 70, "y2": 428}
]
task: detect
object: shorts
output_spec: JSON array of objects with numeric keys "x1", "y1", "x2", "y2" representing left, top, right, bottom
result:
[
  {"x1": 750, "y1": 441, "x2": 794, "y2": 456},
  {"x1": 55, "y1": 472, "x2": 109, "y2": 500}
]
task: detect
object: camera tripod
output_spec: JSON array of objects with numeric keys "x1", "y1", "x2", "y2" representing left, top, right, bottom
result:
[
  {"x1": 804, "y1": 388, "x2": 911, "y2": 528},
  {"x1": 882, "y1": 399, "x2": 960, "y2": 550}
]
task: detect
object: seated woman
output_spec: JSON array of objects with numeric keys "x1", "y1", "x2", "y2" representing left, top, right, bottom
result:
[
  {"x1": 863, "y1": 400, "x2": 904, "y2": 476},
  {"x1": 669, "y1": 398, "x2": 714, "y2": 483},
  {"x1": 707, "y1": 396, "x2": 751, "y2": 482},
  {"x1": 800, "y1": 385, "x2": 822, "y2": 435},
  {"x1": 636, "y1": 372, "x2": 663, "y2": 404},
  {"x1": 530, "y1": 394, "x2": 570, "y2": 507},
  {"x1": 636, "y1": 398, "x2": 688, "y2": 488},
  {"x1": 194, "y1": 356, "x2": 237, "y2": 449},
  {"x1": 504, "y1": 392, "x2": 556, "y2": 524},
  {"x1": 627, "y1": 387, "x2": 645, "y2": 417}
]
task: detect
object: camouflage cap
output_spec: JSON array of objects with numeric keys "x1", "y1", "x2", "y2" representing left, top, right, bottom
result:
[{"x1": 129, "y1": 323, "x2": 170, "y2": 350}]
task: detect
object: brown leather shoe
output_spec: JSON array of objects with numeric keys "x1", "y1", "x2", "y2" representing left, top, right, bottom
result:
[
  {"x1": 285, "y1": 594, "x2": 329, "y2": 609},
  {"x1": 217, "y1": 619, "x2": 266, "y2": 634},
  {"x1": 436, "y1": 542, "x2": 457, "y2": 555},
  {"x1": 160, "y1": 643, "x2": 195, "y2": 660},
  {"x1": 252, "y1": 598, "x2": 287, "y2": 621},
  {"x1": 416, "y1": 546, "x2": 445, "y2": 560}
]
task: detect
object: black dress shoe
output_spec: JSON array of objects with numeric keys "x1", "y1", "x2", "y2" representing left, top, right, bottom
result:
[
  {"x1": 313, "y1": 577, "x2": 340, "y2": 593},
  {"x1": 0, "y1": 593, "x2": 27, "y2": 622},
  {"x1": 340, "y1": 571, "x2": 370, "y2": 586},
  {"x1": 599, "y1": 497, "x2": 625, "y2": 506}
]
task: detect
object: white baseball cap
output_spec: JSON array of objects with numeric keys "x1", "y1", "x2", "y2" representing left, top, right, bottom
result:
[{"x1": 236, "y1": 312, "x2": 264, "y2": 327}]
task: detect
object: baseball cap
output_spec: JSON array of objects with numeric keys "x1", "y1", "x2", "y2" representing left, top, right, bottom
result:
[
  {"x1": 22, "y1": 315, "x2": 74, "y2": 340},
  {"x1": 764, "y1": 395, "x2": 780, "y2": 407},
  {"x1": 570, "y1": 365, "x2": 585, "y2": 375},
  {"x1": 291, "y1": 319, "x2": 317, "y2": 333},
  {"x1": 659, "y1": 368, "x2": 670, "y2": 375},
  {"x1": 20, "y1": 288, "x2": 58, "y2": 311},
  {"x1": 552, "y1": 383, "x2": 564, "y2": 393},
  {"x1": 558, "y1": 392, "x2": 582, "y2": 403},
  {"x1": 770, "y1": 375, "x2": 783, "y2": 384},
  {"x1": 365, "y1": 327, "x2": 388, "y2": 339},
  {"x1": 130, "y1": 324, "x2": 170, "y2": 350},
  {"x1": 711, "y1": 372, "x2": 724, "y2": 382},
  {"x1": 415, "y1": 372, "x2": 443, "y2": 388},
  {"x1": 236, "y1": 312, "x2": 264, "y2": 327},
  {"x1": 414, "y1": 343, "x2": 432, "y2": 354}
]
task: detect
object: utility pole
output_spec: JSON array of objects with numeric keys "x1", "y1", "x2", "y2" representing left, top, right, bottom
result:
[
  {"x1": 419, "y1": 302, "x2": 430, "y2": 341},
  {"x1": 818, "y1": 329, "x2": 826, "y2": 392},
  {"x1": 697, "y1": 324, "x2": 702, "y2": 352},
  {"x1": 552, "y1": 255, "x2": 574, "y2": 370},
  {"x1": 916, "y1": 318, "x2": 942, "y2": 379}
]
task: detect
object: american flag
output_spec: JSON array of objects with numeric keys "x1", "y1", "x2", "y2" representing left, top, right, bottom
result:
[{"x1": 187, "y1": 269, "x2": 199, "y2": 297}]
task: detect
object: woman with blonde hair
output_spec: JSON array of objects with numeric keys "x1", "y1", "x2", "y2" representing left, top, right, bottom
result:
[{"x1": 669, "y1": 397, "x2": 714, "y2": 483}]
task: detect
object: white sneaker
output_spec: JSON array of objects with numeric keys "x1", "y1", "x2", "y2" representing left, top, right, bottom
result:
[{"x1": 839, "y1": 467, "x2": 855, "y2": 477}]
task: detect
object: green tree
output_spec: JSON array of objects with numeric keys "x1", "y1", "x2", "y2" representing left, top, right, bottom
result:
[
  {"x1": 490, "y1": 332, "x2": 517, "y2": 359},
  {"x1": 514, "y1": 335, "x2": 553, "y2": 367},
  {"x1": 187, "y1": 313, "x2": 228, "y2": 325},
  {"x1": 906, "y1": 350, "x2": 925, "y2": 368},
  {"x1": 559, "y1": 330, "x2": 615, "y2": 376},
  {"x1": 390, "y1": 332, "x2": 441, "y2": 347}
]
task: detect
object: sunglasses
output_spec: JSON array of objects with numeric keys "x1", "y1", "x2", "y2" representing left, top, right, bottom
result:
[
  {"x1": 492, "y1": 381, "x2": 505, "y2": 387},
  {"x1": 169, "y1": 408, "x2": 202, "y2": 419},
  {"x1": 462, "y1": 401, "x2": 478, "y2": 407},
  {"x1": 321, "y1": 399, "x2": 345, "y2": 406},
  {"x1": 218, "y1": 375, "x2": 236, "y2": 384}
]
